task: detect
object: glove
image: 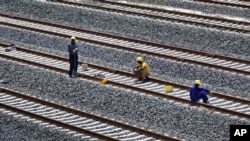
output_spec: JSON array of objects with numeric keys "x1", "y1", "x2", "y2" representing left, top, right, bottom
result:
[{"x1": 137, "y1": 67, "x2": 143, "y2": 71}]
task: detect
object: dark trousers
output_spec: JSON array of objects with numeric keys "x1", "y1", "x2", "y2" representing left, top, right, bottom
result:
[
  {"x1": 69, "y1": 54, "x2": 78, "y2": 76},
  {"x1": 191, "y1": 91, "x2": 209, "y2": 103},
  {"x1": 133, "y1": 67, "x2": 149, "y2": 80}
]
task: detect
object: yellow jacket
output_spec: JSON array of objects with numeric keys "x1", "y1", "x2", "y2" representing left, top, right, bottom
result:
[{"x1": 137, "y1": 62, "x2": 150, "y2": 74}]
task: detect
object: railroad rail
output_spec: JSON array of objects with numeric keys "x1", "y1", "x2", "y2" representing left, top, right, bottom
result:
[
  {"x1": 0, "y1": 13, "x2": 249, "y2": 76},
  {"x1": 0, "y1": 44, "x2": 249, "y2": 119},
  {"x1": 0, "y1": 87, "x2": 182, "y2": 141},
  {"x1": 51, "y1": 0, "x2": 250, "y2": 33},
  {"x1": 192, "y1": 0, "x2": 250, "y2": 9}
]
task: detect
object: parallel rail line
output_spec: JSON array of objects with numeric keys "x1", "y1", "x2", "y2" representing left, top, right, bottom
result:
[
  {"x1": 0, "y1": 88, "x2": 181, "y2": 141},
  {"x1": 53, "y1": 0, "x2": 250, "y2": 33},
  {"x1": 193, "y1": 0, "x2": 250, "y2": 9},
  {"x1": 0, "y1": 43, "x2": 248, "y2": 105},
  {"x1": 0, "y1": 44, "x2": 249, "y2": 119},
  {"x1": 0, "y1": 14, "x2": 249, "y2": 76}
]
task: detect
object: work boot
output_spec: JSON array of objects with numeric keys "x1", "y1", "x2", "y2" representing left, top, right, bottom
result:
[
  {"x1": 135, "y1": 78, "x2": 142, "y2": 84},
  {"x1": 73, "y1": 72, "x2": 78, "y2": 78},
  {"x1": 141, "y1": 78, "x2": 149, "y2": 83},
  {"x1": 204, "y1": 100, "x2": 210, "y2": 104}
]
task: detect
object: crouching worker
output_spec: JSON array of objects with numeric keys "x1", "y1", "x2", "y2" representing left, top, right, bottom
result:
[
  {"x1": 189, "y1": 80, "x2": 209, "y2": 103},
  {"x1": 133, "y1": 57, "x2": 150, "y2": 83}
]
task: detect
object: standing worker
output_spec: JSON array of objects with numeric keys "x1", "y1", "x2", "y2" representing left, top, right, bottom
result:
[
  {"x1": 189, "y1": 80, "x2": 210, "y2": 103},
  {"x1": 133, "y1": 57, "x2": 150, "y2": 83},
  {"x1": 68, "y1": 36, "x2": 79, "y2": 78}
]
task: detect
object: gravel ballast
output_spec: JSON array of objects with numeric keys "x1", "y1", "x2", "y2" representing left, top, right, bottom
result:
[
  {"x1": 0, "y1": 0, "x2": 249, "y2": 60},
  {"x1": 0, "y1": 59, "x2": 249, "y2": 141},
  {"x1": 0, "y1": 27, "x2": 249, "y2": 99},
  {"x1": 0, "y1": 110, "x2": 94, "y2": 141}
]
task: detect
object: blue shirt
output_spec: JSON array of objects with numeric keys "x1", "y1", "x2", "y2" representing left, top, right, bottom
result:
[
  {"x1": 189, "y1": 85, "x2": 209, "y2": 100},
  {"x1": 68, "y1": 42, "x2": 78, "y2": 54}
]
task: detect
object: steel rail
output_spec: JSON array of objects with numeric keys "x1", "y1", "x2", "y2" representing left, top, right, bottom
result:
[
  {"x1": 0, "y1": 103, "x2": 118, "y2": 141},
  {"x1": 0, "y1": 47, "x2": 249, "y2": 119},
  {"x1": 1, "y1": 21, "x2": 249, "y2": 76},
  {"x1": 99, "y1": 0, "x2": 250, "y2": 25},
  {"x1": 53, "y1": 0, "x2": 250, "y2": 34},
  {"x1": 0, "y1": 43, "x2": 249, "y2": 105},
  {"x1": 0, "y1": 87, "x2": 181, "y2": 141},
  {"x1": 1, "y1": 13, "x2": 249, "y2": 65},
  {"x1": 192, "y1": 0, "x2": 250, "y2": 9}
]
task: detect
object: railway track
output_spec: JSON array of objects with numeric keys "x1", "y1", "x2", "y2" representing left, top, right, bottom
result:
[
  {"x1": 1, "y1": 13, "x2": 249, "y2": 76},
  {"x1": 0, "y1": 88, "x2": 182, "y2": 141},
  {"x1": 193, "y1": 0, "x2": 250, "y2": 9},
  {"x1": 0, "y1": 44, "x2": 249, "y2": 119},
  {"x1": 51, "y1": 0, "x2": 250, "y2": 33}
]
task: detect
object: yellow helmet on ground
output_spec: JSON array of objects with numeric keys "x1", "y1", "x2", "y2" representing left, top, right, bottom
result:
[
  {"x1": 194, "y1": 80, "x2": 201, "y2": 85},
  {"x1": 136, "y1": 57, "x2": 143, "y2": 62},
  {"x1": 70, "y1": 36, "x2": 76, "y2": 40},
  {"x1": 164, "y1": 85, "x2": 173, "y2": 92}
]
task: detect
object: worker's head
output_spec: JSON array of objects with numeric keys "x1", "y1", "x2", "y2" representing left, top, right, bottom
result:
[
  {"x1": 194, "y1": 80, "x2": 201, "y2": 87},
  {"x1": 136, "y1": 57, "x2": 143, "y2": 64},
  {"x1": 70, "y1": 36, "x2": 76, "y2": 43}
]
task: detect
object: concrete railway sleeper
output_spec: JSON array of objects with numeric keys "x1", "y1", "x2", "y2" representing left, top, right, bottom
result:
[
  {"x1": 0, "y1": 88, "x2": 182, "y2": 141},
  {"x1": 0, "y1": 15, "x2": 249, "y2": 76},
  {"x1": 51, "y1": 0, "x2": 250, "y2": 33},
  {"x1": 0, "y1": 45, "x2": 249, "y2": 119}
]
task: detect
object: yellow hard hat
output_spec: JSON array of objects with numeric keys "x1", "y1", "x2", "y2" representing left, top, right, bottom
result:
[
  {"x1": 164, "y1": 85, "x2": 173, "y2": 92},
  {"x1": 70, "y1": 36, "x2": 76, "y2": 40},
  {"x1": 99, "y1": 78, "x2": 108, "y2": 85},
  {"x1": 194, "y1": 80, "x2": 201, "y2": 85},
  {"x1": 136, "y1": 57, "x2": 143, "y2": 62}
]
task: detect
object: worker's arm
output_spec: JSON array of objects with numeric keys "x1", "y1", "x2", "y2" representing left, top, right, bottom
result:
[
  {"x1": 201, "y1": 88, "x2": 210, "y2": 93},
  {"x1": 134, "y1": 66, "x2": 141, "y2": 71},
  {"x1": 137, "y1": 67, "x2": 144, "y2": 71},
  {"x1": 189, "y1": 87, "x2": 197, "y2": 100},
  {"x1": 134, "y1": 65, "x2": 143, "y2": 71},
  {"x1": 73, "y1": 47, "x2": 78, "y2": 52},
  {"x1": 137, "y1": 63, "x2": 147, "y2": 71},
  {"x1": 189, "y1": 87, "x2": 195, "y2": 95}
]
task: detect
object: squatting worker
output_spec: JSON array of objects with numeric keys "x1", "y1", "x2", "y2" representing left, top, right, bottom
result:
[
  {"x1": 68, "y1": 36, "x2": 79, "y2": 78},
  {"x1": 133, "y1": 57, "x2": 150, "y2": 83},
  {"x1": 189, "y1": 80, "x2": 210, "y2": 103}
]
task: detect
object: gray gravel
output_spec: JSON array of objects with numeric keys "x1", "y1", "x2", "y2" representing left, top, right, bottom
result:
[
  {"x1": 0, "y1": 27, "x2": 249, "y2": 100},
  {"x1": 0, "y1": 109, "x2": 93, "y2": 141},
  {"x1": 124, "y1": 0, "x2": 250, "y2": 18},
  {"x1": 0, "y1": 59, "x2": 249, "y2": 141},
  {"x1": 0, "y1": 0, "x2": 250, "y2": 59}
]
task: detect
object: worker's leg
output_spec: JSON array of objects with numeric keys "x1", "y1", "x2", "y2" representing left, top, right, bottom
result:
[
  {"x1": 73, "y1": 54, "x2": 78, "y2": 77},
  {"x1": 141, "y1": 70, "x2": 149, "y2": 82},
  {"x1": 133, "y1": 69, "x2": 142, "y2": 80},
  {"x1": 74, "y1": 54, "x2": 78, "y2": 73},
  {"x1": 141, "y1": 70, "x2": 149, "y2": 79},
  {"x1": 199, "y1": 91, "x2": 209, "y2": 103},
  {"x1": 75, "y1": 55, "x2": 78, "y2": 73},
  {"x1": 69, "y1": 60, "x2": 74, "y2": 77},
  {"x1": 190, "y1": 97, "x2": 199, "y2": 103}
]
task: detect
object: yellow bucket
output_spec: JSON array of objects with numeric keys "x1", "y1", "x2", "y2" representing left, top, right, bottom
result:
[
  {"x1": 164, "y1": 85, "x2": 173, "y2": 92},
  {"x1": 99, "y1": 78, "x2": 108, "y2": 85}
]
